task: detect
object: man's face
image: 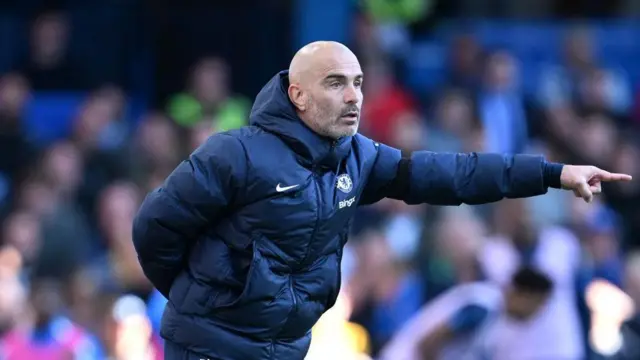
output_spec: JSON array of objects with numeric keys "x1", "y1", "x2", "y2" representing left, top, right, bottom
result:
[
  {"x1": 505, "y1": 289, "x2": 549, "y2": 321},
  {"x1": 304, "y1": 57, "x2": 363, "y2": 139}
]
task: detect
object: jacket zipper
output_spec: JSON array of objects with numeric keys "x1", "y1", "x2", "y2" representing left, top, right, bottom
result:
[
  {"x1": 298, "y1": 140, "x2": 337, "y2": 267},
  {"x1": 299, "y1": 170, "x2": 322, "y2": 268}
]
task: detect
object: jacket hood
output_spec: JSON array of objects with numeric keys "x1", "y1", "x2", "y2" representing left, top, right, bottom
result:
[{"x1": 249, "y1": 70, "x2": 352, "y2": 169}]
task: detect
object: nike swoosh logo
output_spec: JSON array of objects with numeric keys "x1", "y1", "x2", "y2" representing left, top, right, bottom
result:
[{"x1": 276, "y1": 183, "x2": 299, "y2": 192}]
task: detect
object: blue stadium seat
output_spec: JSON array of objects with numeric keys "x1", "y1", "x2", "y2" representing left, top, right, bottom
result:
[
  {"x1": 404, "y1": 41, "x2": 447, "y2": 95},
  {"x1": 23, "y1": 91, "x2": 148, "y2": 147},
  {"x1": 407, "y1": 21, "x2": 640, "y2": 98},
  {"x1": 24, "y1": 92, "x2": 87, "y2": 147}
]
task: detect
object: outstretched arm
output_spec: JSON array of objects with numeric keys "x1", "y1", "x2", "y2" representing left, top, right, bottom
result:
[
  {"x1": 132, "y1": 133, "x2": 246, "y2": 297},
  {"x1": 360, "y1": 139, "x2": 563, "y2": 206}
]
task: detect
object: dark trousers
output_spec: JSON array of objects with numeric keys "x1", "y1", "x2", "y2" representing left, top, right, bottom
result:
[{"x1": 164, "y1": 340, "x2": 221, "y2": 360}]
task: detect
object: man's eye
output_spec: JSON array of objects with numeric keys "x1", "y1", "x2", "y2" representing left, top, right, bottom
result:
[
  {"x1": 354, "y1": 81, "x2": 362, "y2": 87},
  {"x1": 330, "y1": 82, "x2": 341, "y2": 88}
]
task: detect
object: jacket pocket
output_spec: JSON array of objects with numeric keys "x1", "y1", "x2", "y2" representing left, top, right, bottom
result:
[{"x1": 207, "y1": 238, "x2": 261, "y2": 310}]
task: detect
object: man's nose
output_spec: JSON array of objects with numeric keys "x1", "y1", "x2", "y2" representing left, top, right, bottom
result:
[{"x1": 343, "y1": 85, "x2": 359, "y2": 104}]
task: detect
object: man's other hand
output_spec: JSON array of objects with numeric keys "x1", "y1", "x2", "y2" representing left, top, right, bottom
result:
[{"x1": 561, "y1": 165, "x2": 632, "y2": 203}]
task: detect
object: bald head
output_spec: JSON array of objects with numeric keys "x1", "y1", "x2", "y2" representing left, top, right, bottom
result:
[
  {"x1": 287, "y1": 41, "x2": 363, "y2": 139},
  {"x1": 289, "y1": 41, "x2": 357, "y2": 84}
]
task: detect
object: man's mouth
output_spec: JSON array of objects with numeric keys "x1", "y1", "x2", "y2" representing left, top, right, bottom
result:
[{"x1": 341, "y1": 111, "x2": 358, "y2": 120}]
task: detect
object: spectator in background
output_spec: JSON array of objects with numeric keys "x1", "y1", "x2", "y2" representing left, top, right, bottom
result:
[
  {"x1": 446, "y1": 34, "x2": 484, "y2": 94},
  {"x1": 64, "y1": 269, "x2": 106, "y2": 341},
  {"x1": 623, "y1": 252, "x2": 640, "y2": 319},
  {"x1": 376, "y1": 198, "x2": 426, "y2": 268},
  {"x1": 584, "y1": 278, "x2": 635, "y2": 358},
  {"x1": 578, "y1": 204, "x2": 625, "y2": 288},
  {"x1": 379, "y1": 267, "x2": 553, "y2": 360},
  {"x1": 351, "y1": 14, "x2": 385, "y2": 66},
  {"x1": 128, "y1": 112, "x2": 181, "y2": 188},
  {"x1": 478, "y1": 50, "x2": 529, "y2": 154},
  {"x1": 479, "y1": 199, "x2": 585, "y2": 360},
  {"x1": 100, "y1": 295, "x2": 162, "y2": 360},
  {"x1": 604, "y1": 139, "x2": 640, "y2": 249},
  {"x1": 14, "y1": 180, "x2": 56, "y2": 221},
  {"x1": 544, "y1": 107, "x2": 620, "y2": 177},
  {"x1": 92, "y1": 182, "x2": 150, "y2": 298},
  {"x1": 426, "y1": 89, "x2": 483, "y2": 153},
  {"x1": 580, "y1": 114, "x2": 618, "y2": 166},
  {"x1": 349, "y1": 232, "x2": 425, "y2": 356},
  {"x1": 0, "y1": 278, "x2": 102, "y2": 360},
  {"x1": 0, "y1": 246, "x2": 26, "y2": 337},
  {"x1": 308, "y1": 292, "x2": 372, "y2": 360},
  {"x1": 24, "y1": 141, "x2": 93, "y2": 279},
  {"x1": 18, "y1": 12, "x2": 84, "y2": 91},
  {"x1": 591, "y1": 255, "x2": 640, "y2": 360},
  {"x1": 360, "y1": 60, "x2": 416, "y2": 144},
  {"x1": 362, "y1": 0, "x2": 431, "y2": 27},
  {"x1": 572, "y1": 199, "x2": 627, "y2": 357},
  {"x1": 71, "y1": 89, "x2": 131, "y2": 231},
  {"x1": 419, "y1": 206, "x2": 486, "y2": 302},
  {"x1": 388, "y1": 111, "x2": 427, "y2": 153},
  {"x1": 359, "y1": 0, "x2": 432, "y2": 58},
  {"x1": 538, "y1": 26, "x2": 631, "y2": 115},
  {"x1": 92, "y1": 86, "x2": 130, "y2": 152},
  {"x1": 0, "y1": 73, "x2": 34, "y2": 212},
  {"x1": 167, "y1": 57, "x2": 249, "y2": 132},
  {"x1": 72, "y1": 87, "x2": 130, "y2": 154},
  {"x1": 1, "y1": 211, "x2": 42, "y2": 276}
]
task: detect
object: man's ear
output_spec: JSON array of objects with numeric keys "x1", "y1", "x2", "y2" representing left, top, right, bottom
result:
[{"x1": 288, "y1": 84, "x2": 306, "y2": 111}]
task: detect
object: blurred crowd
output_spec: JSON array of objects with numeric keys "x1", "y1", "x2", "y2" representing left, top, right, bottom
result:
[
  {"x1": 1, "y1": 2, "x2": 640, "y2": 360},
  {"x1": 322, "y1": 9, "x2": 640, "y2": 360}
]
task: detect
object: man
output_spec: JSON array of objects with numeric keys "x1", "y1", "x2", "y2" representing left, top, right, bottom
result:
[
  {"x1": 378, "y1": 267, "x2": 553, "y2": 360},
  {"x1": 132, "y1": 41, "x2": 632, "y2": 360}
]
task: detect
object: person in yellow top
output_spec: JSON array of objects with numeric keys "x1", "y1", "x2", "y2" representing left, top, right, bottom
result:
[
  {"x1": 307, "y1": 292, "x2": 372, "y2": 360},
  {"x1": 167, "y1": 57, "x2": 249, "y2": 131}
]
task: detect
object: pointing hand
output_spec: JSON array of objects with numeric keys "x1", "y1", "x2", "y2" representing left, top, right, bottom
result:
[{"x1": 560, "y1": 165, "x2": 632, "y2": 203}]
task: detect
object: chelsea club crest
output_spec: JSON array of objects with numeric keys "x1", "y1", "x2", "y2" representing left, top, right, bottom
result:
[{"x1": 336, "y1": 174, "x2": 353, "y2": 194}]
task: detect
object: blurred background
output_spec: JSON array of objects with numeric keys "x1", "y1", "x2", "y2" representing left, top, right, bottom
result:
[{"x1": 1, "y1": 0, "x2": 640, "y2": 359}]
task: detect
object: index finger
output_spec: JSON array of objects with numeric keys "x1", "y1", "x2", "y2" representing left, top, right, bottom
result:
[{"x1": 599, "y1": 172, "x2": 633, "y2": 182}]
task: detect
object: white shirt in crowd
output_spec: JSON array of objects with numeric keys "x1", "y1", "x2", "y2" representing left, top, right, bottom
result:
[
  {"x1": 479, "y1": 226, "x2": 585, "y2": 360},
  {"x1": 380, "y1": 226, "x2": 584, "y2": 360},
  {"x1": 378, "y1": 282, "x2": 503, "y2": 360}
]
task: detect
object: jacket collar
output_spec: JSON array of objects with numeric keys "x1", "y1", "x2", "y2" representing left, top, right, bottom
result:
[{"x1": 249, "y1": 71, "x2": 352, "y2": 170}]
